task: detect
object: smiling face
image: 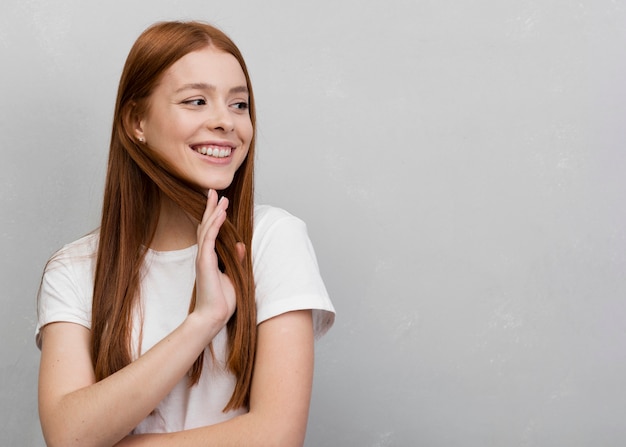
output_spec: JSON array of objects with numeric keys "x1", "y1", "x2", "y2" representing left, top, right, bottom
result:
[{"x1": 135, "y1": 46, "x2": 253, "y2": 192}]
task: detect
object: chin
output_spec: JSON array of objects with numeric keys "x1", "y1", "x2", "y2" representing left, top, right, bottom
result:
[{"x1": 199, "y1": 178, "x2": 235, "y2": 192}]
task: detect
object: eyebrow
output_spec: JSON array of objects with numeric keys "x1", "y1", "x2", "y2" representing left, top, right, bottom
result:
[{"x1": 175, "y1": 83, "x2": 249, "y2": 95}]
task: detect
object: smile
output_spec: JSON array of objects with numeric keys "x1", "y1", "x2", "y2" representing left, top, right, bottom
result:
[{"x1": 191, "y1": 145, "x2": 233, "y2": 158}]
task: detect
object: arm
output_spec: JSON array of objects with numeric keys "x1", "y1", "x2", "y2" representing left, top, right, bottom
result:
[
  {"x1": 39, "y1": 314, "x2": 222, "y2": 447},
  {"x1": 118, "y1": 308, "x2": 315, "y2": 447},
  {"x1": 38, "y1": 191, "x2": 235, "y2": 447}
]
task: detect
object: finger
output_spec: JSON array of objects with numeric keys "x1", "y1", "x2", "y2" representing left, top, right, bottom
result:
[
  {"x1": 198, "y1": 194, "x2": 228, "y2": 243},
  {"x1": 196, "y1": 206, "x2": 227, "y2": 273},
  {"x1": 198, "y1": 196, "x2": 229, "y2": 252},
  {"x1": 235, "y1": 242, "x2": 246, "y2": 264},
  {"x1": 201, "y1": 189, "x2": 218, "y2": 226}
]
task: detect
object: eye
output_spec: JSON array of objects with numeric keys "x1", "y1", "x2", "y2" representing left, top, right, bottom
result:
[
  {"x1": 232, "y1": 101, "x2": 249, "y2": 111},
  {"x1": 182, "y1": 98, "x2": 206, "y2": 106}
]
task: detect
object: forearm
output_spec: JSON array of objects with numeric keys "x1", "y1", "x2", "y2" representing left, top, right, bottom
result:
[
  {"x1": 117, "y1": 310, "x2": 315, "y2": 447},
  {"x1": 40, "y1": 314, "x2": 223, "y2": 447},
  {"x1": 117, "y1": 410, "x2": 308, "y2": 447}
]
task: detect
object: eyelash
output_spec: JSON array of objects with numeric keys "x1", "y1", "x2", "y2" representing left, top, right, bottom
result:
[
  {"x1": 233, "y1": 101, "x2": 249, "y2": 110},
  {"x1": 182, "y1": 99, "x2": 249, "y2": 111},
  {"x1": 183, "y1": 99, "x2": 206, "y2": 106}
]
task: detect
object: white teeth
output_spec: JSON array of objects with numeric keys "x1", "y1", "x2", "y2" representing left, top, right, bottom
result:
[{"x1": 193, "y1": 146, "x2": 232, "y2": 158}]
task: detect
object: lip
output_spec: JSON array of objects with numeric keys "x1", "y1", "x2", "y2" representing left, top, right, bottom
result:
[{"x1": 189, "y1": 140, "x2": 236, "y2": 150}]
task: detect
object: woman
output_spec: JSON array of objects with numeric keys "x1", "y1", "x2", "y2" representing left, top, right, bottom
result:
[{"x1": 36, "y1": 21, "x2": 334, "y2": 446}]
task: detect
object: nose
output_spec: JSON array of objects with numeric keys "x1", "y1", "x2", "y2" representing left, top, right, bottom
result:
[{"x1": 207, "y1": 103, "x2": 234, "y2": 133}]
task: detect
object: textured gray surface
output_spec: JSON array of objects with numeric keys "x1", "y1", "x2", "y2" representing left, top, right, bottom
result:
[{"x1": 2, "y1": 1, "x2": 625, "y2": 445}]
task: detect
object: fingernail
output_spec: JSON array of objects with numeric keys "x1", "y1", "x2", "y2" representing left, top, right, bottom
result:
[{"x1": 208, "y1": 189, "x2": 213, "y2": 198}]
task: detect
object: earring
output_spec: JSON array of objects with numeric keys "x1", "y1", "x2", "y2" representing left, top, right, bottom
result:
[{"x1": 138, "y1": 137, "x2": 145, "y2": 143}]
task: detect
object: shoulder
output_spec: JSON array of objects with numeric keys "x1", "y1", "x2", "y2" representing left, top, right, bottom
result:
[
  {"x1": 251, "y1": 204, "x2": 312, "y2": 260},
  {"x1": 42, "y1": 231, "x2": 99, "y2": 284},
  {"x1": 46, "y1": 231, "x2": 99, "y2": 268},
  {"x1": 41, "y1": 232, "x2": 99, "y2": 290},
  {"x1": 252, "y1": 204, "x2": 310, "y2": 246},
  {"x1": 253, "y1": 204, "x2": 303, "y2": 231}
]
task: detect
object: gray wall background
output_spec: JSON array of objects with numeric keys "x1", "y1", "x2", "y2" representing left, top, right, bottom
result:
[{"x1": 2, "y1": 0, "x2": 625, "y2": 445}]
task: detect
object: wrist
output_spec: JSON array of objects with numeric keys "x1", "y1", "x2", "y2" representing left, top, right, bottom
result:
[{"x1": 184, "y1": 310, "x2": 227, "y2": 345}]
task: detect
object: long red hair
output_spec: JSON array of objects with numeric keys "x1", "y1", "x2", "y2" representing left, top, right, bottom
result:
[{"x1": 91, "y1": 21, "x2": 256, "y2": 411}]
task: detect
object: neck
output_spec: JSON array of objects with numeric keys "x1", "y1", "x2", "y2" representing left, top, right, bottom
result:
[{"x1": 149, "y1": 194, "x2": 197, "y2": 251}]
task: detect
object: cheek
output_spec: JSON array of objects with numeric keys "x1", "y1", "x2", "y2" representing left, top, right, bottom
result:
[
  {"x1": 242, "y1": 120, "x2": 254, "y2": 145},
  {"x1": 143, "y1": 107, "x2": 189, "y2": 141}
]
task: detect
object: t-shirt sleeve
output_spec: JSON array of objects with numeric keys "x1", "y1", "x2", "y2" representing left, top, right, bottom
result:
[
  {"x1": 36, "y1": 248, "x2": 93, "y2": 349},
  {"x1": 252, "y1": 208, "x2": 335, "y2": 339}
]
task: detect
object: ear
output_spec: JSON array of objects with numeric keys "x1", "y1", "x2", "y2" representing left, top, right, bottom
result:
[
  {"x1": 123, "y1": 101, "x2": 146, "y2": 143},
  {"x1": 134, "y1": 123, "x2": 146, "y2": 143}
]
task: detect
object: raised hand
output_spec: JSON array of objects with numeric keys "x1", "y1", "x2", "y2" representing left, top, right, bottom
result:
[{"x1": 193, "y1": 189, "x2": 239, "y2": 326}]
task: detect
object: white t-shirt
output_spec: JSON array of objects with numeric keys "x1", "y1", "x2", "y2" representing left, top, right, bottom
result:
[{"x1": 36, "y1": 204, "x2": 335, "y2": 433}]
